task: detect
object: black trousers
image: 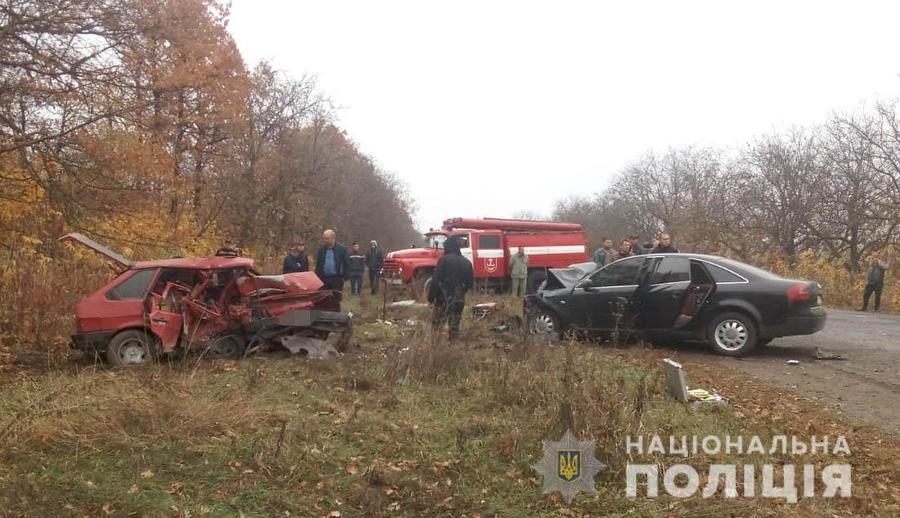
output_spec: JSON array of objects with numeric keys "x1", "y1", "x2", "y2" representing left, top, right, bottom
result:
[
  {"x1": 349, "y1": 275, "x2": 363, "y2": 295},
  {"x1": 322, "y1": 276, "x2": 344, "y2": 291},
  {"x1": 862, "y1": 283, "x2": 883, "y2": 311},
  {"x1": 369, "y1": 269, "x2": 380, "y2": 294},
  {"x1": 321, "y1": 276, "x2": 344, "y2": 310},
  {"x1": 432, "y1": 299, "x2": 465, "y2": 339}
]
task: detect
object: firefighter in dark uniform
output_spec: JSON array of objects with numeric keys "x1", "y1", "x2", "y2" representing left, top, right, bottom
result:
[{"x1": 428, "y1": 235, "x2": 474, "y2": 340}]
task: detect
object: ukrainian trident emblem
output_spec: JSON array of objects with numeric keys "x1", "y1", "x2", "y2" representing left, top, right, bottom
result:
[
  {"x1": 533, "y1": 429, "x2": 606, "y2": 503},
  {"x1": 558, "y1": 450, "x2": 580, "y2": 481}
]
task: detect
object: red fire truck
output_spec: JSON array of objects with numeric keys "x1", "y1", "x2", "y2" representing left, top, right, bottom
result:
[{"x1": 382, "y1": 217, "x2": 589, "y2": 296}]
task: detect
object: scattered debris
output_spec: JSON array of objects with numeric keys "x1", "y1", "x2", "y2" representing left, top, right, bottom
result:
[
  {"x1": 278, "y1": 336, "x2": 337, "y2": 360},
  {"x1": 363, "y1": 332, "x2": 378, "y2": 342},
  {"x1": 473, "y1": 302, "x2": 504, "y2": 319},
  {"x1": 663, "y1": 359, "x2": 690, "y2": 402},
  {"x1": 492, "y1": 315, "x2": 524, "y2": 333},
  {"x1": 389, "y1": 300, "x2": 428, "y2": 308},
  {"x1": 814, "y1": 347, "x2": 846, "y2": 360},
  {"x1": 662, "y1": 358, "x2": 728, "y2": 404},
  {"x1": 687, "y1": 388, "x2": 727, "y2": 403},
  {"x1": 786, "y1": 360, "x2": 800, "y2": 365}
]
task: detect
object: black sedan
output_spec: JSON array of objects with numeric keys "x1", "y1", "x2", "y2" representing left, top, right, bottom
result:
[{"x1": 525, "y1": 253, "x2": 826, "y2": 356}]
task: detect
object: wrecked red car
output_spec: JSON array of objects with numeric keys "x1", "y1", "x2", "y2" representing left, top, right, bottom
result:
[{"x1": 61, "y1": 233, "x2": 352, "y2": 367}]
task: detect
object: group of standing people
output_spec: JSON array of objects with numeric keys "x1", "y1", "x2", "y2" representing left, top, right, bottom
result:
[
  {"x1": 282, "y1": 229, "x2": 385, "y2": 297},
  {"x1": 278, "y1": 230, "x2": 478, "y2": 341},
  {"x1": 593, "y1": 232, "x2": 680, "y2": 266}
]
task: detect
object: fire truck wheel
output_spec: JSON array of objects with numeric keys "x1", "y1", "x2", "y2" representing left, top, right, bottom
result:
[
  {"x1": 413, "y1": 271, "x2": 433, "y2": 300},
  {"x1": 105, "y1": 329, "x2": 159, "y2": 367}
]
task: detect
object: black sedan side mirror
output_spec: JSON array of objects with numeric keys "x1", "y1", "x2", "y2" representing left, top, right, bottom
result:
[{"x1": 577, "y1": 280, "x2": 597, "y2": 291}]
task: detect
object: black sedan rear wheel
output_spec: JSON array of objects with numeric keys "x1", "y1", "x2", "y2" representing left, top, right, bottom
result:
[{"x1": 707, "y1": 311, "x2": 758, "y2": 356}]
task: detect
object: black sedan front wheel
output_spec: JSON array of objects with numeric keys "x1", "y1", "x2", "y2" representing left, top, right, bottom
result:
[
  {"x1": 707, "y1": 312, "x2": 758, "y2": 356},
  {"x1": 529, "y1": 308, "x2": 561, "y2": 341}
]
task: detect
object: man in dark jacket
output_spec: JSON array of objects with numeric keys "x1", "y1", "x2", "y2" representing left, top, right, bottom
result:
[
  {"x1": 428, "y1": 235, "x2": 474, "y2": 340},
  {"x1": 347, "y1": 242, "x2": 366, "y2": 296},
  {"x1": 282, "y1": 242, "x2": 310, "y2": 274},
  {"x1": 861, "y1": 258, "x2": 889, "y2": 312},
  {"x1": 629, "y1": 234, "x2": 646, "y2": 255},
  {"x1": 651, "y1": 233, "x2": 680, "y2": 254},
  {"x1": 365, "y1": 240, "x2": 384, "y2": 295},
  {"x1": 315, "y1": 229, "x2": 350, "y2": 295}
]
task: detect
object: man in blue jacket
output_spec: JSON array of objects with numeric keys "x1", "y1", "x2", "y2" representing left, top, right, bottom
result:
[{"x1": 315, "y1": 229, "x2": 350, "y2": 295}]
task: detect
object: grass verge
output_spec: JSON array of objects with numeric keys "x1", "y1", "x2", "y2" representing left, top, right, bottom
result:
[{"x1": 1, "y1": 301, "x2": 898, "y2": 516}]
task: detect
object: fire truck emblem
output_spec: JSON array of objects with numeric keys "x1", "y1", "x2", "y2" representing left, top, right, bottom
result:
[{"x1": 484, "y1": 257, "x2": 498, "y2": 273}]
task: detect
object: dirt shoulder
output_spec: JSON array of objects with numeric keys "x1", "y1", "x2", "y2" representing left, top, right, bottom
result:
[{"x1": 649, "y1": 308, "x2": 900, "y2": 434}]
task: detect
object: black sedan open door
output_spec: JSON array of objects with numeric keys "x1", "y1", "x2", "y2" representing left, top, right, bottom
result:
[
  {"x1": 637, "y1": 256, "x2": 716, "y2": 331},
  {"x1": 565, "y1": 257, "x2": 649, "y2": 333}
]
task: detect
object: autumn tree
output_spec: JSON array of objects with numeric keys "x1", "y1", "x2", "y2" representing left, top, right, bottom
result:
[{"x1": 812, "y1": 113, "x2": 898, "y2": 271}]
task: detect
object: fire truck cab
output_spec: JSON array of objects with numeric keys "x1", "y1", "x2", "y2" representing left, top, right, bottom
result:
[{"x1": 382, "y1": 217, "x2": 589, "y2": 296}]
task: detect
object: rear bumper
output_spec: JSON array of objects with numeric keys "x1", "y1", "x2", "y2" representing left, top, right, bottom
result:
[
  {"x1": 764, "y1": 307, "x2": 826, "y2": 338},
  {"x1": 70, "y1": 330, "x2": 115, "y2": 352}
]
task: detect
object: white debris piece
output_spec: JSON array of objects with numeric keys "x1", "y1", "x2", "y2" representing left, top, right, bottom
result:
[{"x1": 279, "y1": 335, "x2": 338, "y2": 359}]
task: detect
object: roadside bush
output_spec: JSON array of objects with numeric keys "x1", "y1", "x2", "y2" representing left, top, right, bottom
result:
[{"x1": 760, "y1": 250, "x2": 897, "y2": 312}]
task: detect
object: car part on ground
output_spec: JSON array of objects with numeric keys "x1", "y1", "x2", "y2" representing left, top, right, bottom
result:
[{"x1": 277, "y1": 335, "x2": 338, "y2": 359}]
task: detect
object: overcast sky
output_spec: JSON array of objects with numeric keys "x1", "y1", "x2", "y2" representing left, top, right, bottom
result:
[{"x1": 229, "y1": 0, "x2": 900, "y2": 232}]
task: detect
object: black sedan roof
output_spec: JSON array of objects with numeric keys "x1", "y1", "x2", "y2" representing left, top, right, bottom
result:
[{"x1": 610, "y1": 253, "x2": 783, "y2": 281}]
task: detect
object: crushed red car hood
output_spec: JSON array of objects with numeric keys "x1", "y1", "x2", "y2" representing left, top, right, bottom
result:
[{"x1": 235, "y1": 272, "x2": 324, "y2": 296}]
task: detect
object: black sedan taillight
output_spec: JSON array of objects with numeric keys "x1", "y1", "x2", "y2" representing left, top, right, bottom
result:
[{"x1": 786, "y1": 283, "x2": 811, "y2": 303}]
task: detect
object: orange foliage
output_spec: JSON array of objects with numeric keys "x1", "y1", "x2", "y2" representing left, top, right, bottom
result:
[
  {"x1": 756, "y1": 250, "x2": 898, "y2": 313},
  {"x1": 0, "y1": 0, "x2": 419, "y2": 356}
]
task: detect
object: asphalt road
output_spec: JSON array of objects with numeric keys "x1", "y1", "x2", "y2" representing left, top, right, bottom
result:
[{"x1": 675, "y1": 309, "x2": 900, "y2": 434}]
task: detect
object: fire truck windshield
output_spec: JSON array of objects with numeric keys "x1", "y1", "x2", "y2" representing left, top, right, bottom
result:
[{"x1": 427, "y1": 234, "x2": 447, "y2": 249}]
